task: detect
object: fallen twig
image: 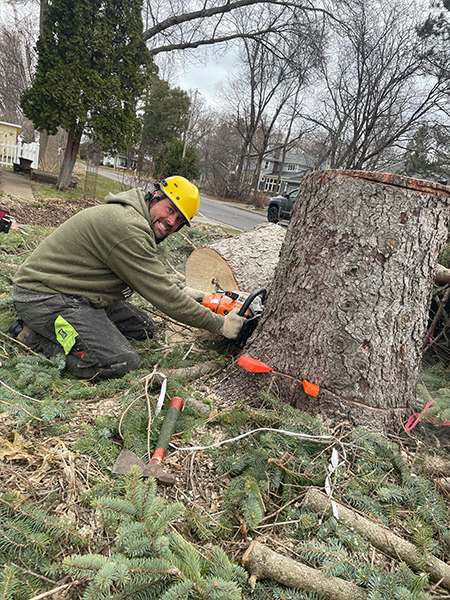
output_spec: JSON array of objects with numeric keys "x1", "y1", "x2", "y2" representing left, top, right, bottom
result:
[
  {"x1": 179, "y1": 230, "x2": 197, "y2": 249},
  {"x1": 29, "y1": 580, "x2": 79, "y2": 600},
  {"x1": 168, "y1": 361, "x2": 219, "y2": 379},
  {"x1": 0, "y1": 329, "x2": 52, "y2": 361}
]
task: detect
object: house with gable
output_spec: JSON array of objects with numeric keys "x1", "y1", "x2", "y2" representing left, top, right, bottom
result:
[
  {"x1": 0, "y1": 121, "x2": 21, "y2": 168},
  {"x1": 258, "y1": 150, "x2": 313, "y2": 195}
]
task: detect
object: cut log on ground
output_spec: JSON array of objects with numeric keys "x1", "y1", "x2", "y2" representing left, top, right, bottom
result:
[
  {"x1": 242, "y1": 540, "x2": 367, "y2": 600},
  {"x1": 303, "y1": 487, "x2": 450, "y2": 590},
  {"x1": 185, "y1": 222, "x2": 285, "y2": 293}
]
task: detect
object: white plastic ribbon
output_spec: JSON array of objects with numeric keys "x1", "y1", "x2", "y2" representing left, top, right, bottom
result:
[
  {"x1": 324, "y1": 447, "x2": 341, "y2": 520},
  {"x1": 139, "y1": 371, "x2": 167, "y2": 416},
  {"x1": 182, "y1": 343, "x2": 194, "y2": 361}
]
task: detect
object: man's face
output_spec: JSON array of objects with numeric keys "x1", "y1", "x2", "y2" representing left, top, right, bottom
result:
[{"x1": 149, "y1": 195, "x2": 186, "y2": 242}]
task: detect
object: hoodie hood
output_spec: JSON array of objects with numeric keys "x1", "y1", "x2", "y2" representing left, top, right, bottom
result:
[{"x1": 104, "y1": 187, "x2": 151, "y2": 228}]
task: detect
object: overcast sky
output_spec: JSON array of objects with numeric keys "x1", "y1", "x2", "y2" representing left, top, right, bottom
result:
[
  {"x1": 172, "y1": 49, "x2": 238, "y2": 107},
  {"x1": 0, "y1": 0, "x2": 238, "y2": 109}
]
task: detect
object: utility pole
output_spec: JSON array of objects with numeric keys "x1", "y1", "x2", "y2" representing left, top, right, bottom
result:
[{"x1": 182, "y1": 89, "x2": 198, "y2": 159}]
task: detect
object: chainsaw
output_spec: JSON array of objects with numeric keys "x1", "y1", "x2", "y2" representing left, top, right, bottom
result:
[{"x1": 196, "y1": 288, "x2": 266, "y2": 347}]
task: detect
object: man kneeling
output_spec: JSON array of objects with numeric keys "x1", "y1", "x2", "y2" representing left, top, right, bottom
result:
[{"x1": 10, "y1": 176, "x2": 244, "y2": 380}]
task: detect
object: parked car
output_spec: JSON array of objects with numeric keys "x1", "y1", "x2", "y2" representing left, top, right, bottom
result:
[{"x1": 267, "y1": 188, "x2": 299, "y2": 223}]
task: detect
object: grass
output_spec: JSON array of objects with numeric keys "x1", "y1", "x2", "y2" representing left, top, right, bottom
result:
[{"x1": 31, "y1": 171, "x2": 132, "y2": 204}]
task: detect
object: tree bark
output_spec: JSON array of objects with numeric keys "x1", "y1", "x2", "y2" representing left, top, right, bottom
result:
[
  {"x1": 303, "y1": 488, "x2": 450, "y2": 589},
  {"x1": 222, "y1": 170, "x2": 450, "y2": 433},
  {"x1": 185, "y1": 222, "x2": 285, "y2": 293},
  {"x1": 56, "y1": 127, "x2": 82, "y2": 191},
  {"x1": 242, "y1": 540, "x2": 367, "y2": 600},
  {"x1": 186, "y1": 224, "x2": 447, "y2": 295}
]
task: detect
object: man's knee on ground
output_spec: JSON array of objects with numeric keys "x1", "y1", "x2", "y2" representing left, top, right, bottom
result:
[
  {"x1": 65, "y1": 348, "x2": 140, "y2": 380},
  {"x1": 64, "y1": 335, "x2": 141, "y2": 381}
]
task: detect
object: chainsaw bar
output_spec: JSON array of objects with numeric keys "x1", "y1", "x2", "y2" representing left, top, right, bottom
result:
[{"x1": 199, "y1": 288, "x2": 266, "y2": 347}]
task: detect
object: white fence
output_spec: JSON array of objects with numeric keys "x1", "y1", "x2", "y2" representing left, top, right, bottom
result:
[{"x1": 0, "y1": 140, "x2": 40, "y2": 169}]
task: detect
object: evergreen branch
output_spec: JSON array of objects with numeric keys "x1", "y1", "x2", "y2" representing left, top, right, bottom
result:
[
  {"x1": 0, "y1": 565, "x2": 20, "y2": 600},
  {"x1": 200, "y1": 577, "x2": 242, "y2": 600},
  {"x1": 157, "y1": 580, "x2": 195, "y2": 600},
  {"x1": 6, "y1": 563, "x2": 55, "y2": 585},
  {"x1": 0, "y1": 495, "x2": 86, "y2": 543},
  {"x1": 93, "y1": 497, "x2": 137, "y2": 522}
]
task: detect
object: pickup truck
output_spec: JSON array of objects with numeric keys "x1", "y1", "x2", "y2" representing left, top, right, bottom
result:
[{"x1": 267, "y1": 188, "x2": 298, "y2": 223}]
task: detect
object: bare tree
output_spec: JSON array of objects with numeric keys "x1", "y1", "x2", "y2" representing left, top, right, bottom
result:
[
  {"x1": 196, "y1": 113, "x2": 245, "y2": 196},
  {"x1": 0, "y1": 12, "x2": 37, "y2": 125},
  {"x1": 298, "y1": 0, "x2": 448, "y2": 171},
  {"x1": 215, "y1": 6, "x2": 323, "y2": 199},
  {"x1": 142, "y1": 0, "x2": 336, "y2": 55}
]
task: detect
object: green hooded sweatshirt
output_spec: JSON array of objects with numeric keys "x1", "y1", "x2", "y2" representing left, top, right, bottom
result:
[{"x1": 13, "y1": 187, "x2": 223, "y2": 333}]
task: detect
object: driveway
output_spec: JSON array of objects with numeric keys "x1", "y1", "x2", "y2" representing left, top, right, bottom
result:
[{"x1": 0, "y1": 169, "x2": 34, "y2": 201}]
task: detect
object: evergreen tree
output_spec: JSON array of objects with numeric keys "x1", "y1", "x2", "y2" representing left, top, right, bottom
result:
[
  {"x1": 402, "y1": 124, "x2": 435, "y2": 179},
  {"x1": 141, "y1": 78, "x2": 191, "y2": 157},
  {"x1": 402, "y1": 123, "x2": 450, "y2": 183},
  {"x1": 154, "y1": 138, "x2": 200, "y2": 181},
  {"x1": 21, "y1": 0, "x2": 152, "y2": 190}
]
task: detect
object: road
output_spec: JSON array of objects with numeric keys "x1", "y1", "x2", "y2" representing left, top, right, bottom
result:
[
  {"x1": 196, "y1": 195, "x2": 266, "y2": 231},
  {"x1": 97, "y1": 167, "x2": 267, "y2": 231}
]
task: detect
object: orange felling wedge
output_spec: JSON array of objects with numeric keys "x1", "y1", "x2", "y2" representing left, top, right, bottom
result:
[
  {"x1": 302, "y1": 380, "x2": 320, "y2": 397},
  {"x1": 238, "y1": 356, "x2": 274, "y2": 373}
]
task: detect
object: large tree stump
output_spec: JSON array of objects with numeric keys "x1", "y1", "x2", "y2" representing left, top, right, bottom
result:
[
  {"x1": 185, "y1": 222, "x2": 285, "y2": 293},
  {"x1": 222, "y1": 170, "x2": 450, "y2": 433}
]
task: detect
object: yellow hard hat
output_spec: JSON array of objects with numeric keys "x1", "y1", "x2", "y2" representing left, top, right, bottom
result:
[{"x1": 159, "y1": 176, "x2": 200, "y2": 226}]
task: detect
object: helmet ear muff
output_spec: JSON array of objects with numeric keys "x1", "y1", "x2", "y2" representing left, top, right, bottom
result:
[{"x1": 144, "y1": 189, "x2": 164, "y2": 203}]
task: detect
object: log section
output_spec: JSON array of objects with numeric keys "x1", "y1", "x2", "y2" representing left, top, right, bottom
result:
[
  {"x1": 185, "y1": 222, "x2": 286, "y2": 293},
  {"x1": 242, "y1": 540, "x2": 367, "y2": 600},
  {"x1": 303, "y1": 487, "x2": 450, "y2": 589}
]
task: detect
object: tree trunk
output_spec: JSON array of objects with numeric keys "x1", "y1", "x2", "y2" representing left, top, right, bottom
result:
[
  {"x1": 56, "y1": 127, "x2": 82, "y2": 191},
  {"x1": 38, "y1": 131, "x2": 49, "y2": 170},
  {"x1": 223, "y1": 170, "x2": 450, "y2": 433},
  {"x1": 185, "y1": 222, "x2": 285, "y2": 293}
]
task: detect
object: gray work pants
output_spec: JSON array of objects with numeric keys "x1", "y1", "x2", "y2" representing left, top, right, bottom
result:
[{"x1": 13, "y1": 294, "x2": 154, "y2": 380}]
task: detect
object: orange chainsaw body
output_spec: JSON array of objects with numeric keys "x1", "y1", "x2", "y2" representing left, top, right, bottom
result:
[
  {"x1": 196, "y1": 288, "x2": 266, "y2": 347},
  {"x1": 201, "y1": 291, "x2": 252, "y2": 317}
]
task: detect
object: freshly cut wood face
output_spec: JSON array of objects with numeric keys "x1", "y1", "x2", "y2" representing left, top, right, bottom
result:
[
  {"x1": 185, "y1": 246, "x2": 239, "y2": 292},
  {"x1": 185, "y1": 222, "x2": 286, "y2": 293}
]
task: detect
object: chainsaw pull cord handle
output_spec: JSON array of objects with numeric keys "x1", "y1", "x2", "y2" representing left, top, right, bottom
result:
[
  {"x1": 149, "y1": 397, "x2": 184, "y2": 465},
  {"x1": 237, "y1": 288, "x2": 267, "y2": 318}
]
